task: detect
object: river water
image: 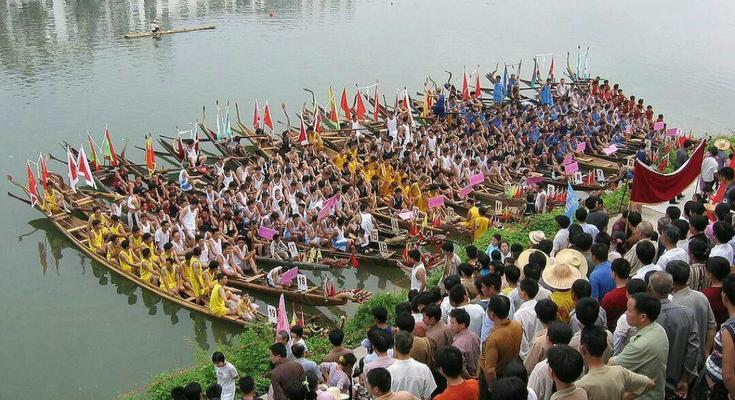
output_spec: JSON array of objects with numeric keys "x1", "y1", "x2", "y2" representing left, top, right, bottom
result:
[{"x1": 1, "y1": 0, "x2": 734, "y2": 398}]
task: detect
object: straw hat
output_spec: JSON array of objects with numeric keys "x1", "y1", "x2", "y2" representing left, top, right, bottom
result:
[
  {"x1": 325, "y1": 387, "x2": 349, "y2": 400},
  {"x1": 715, "y1": 139, "x2": 731, "y2": 151},
  {"x1": 529, "y1": 230, "x2": 546, "y2": 245},
  {"x1": 515, "y1": 249, "x2": 549, "y2": 269},
  {"x1": 542, "y1": 263, "x2": 582, "y2": 290},
  {"x1": 554, "y1": 248, "x2": 589, "y2": 277}
]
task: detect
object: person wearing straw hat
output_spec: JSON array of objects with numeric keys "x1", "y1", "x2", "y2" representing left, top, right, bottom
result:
[
  {"x1": 543, "y1": 262, "x2": 582, "y2": 323},
  {"x1": 529, "y1": 231, "x2": 546, "y2": 246},
  {"x1": 715, "y1": 138, "x2": 731, "y2": 170}
]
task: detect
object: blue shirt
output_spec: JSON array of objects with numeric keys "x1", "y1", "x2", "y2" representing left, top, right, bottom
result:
[{"x1": 590, "y1": 260, "x2": 615, "y2": 301}]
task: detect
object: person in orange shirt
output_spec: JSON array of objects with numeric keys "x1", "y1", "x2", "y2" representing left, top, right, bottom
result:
[{"x1": 434, "y1": 346, "x2": 479, "y2": 400}]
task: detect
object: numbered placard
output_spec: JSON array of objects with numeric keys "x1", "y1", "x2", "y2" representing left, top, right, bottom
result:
[
  {"x1": 573, "y1": 171, "x2": 583, "y2": 185},
  {"x1": 495, "y1": 200, "x2": 503, "y2": 214},
  {"x1": 626, "y1": 156, "x2": 635, "y2": 169},
  {"x1": 370, "y1": 229, "x2": 379, "y2": 242},
  {"x1": 390, "y1": 218, "x2": 400, "y2": 234},
  {"x1": 267, "y1": 305, "x2": 277, "y2": 324},
  {"x1": 378, "y1": 241, "x2": 388, "y2": 255},
  {"x1": 595, "y1": 169, "x2": 605, "y2": 182},
  {"x1": 296, "y1": 274, "x2": 308, "y2": 291},
  {"x1": 288, "y1": 242, "x2": 299, "y2": 259},
  {"x1": 547, "y1": 184, "x2": 555, "y2": 196}
]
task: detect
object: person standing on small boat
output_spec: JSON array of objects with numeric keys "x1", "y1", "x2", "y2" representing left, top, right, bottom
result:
[{"x1": 150, "y1": 19, "x2": 161, "y2": 34}]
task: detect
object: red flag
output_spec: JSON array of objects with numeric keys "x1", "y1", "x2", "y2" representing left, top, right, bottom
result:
[
  {"x1": 67, "y1": 147, "x2": 79, "y2": 191},
  {"x1": 87, "y1": 135, "x2": 100, "y2": 171},
  {"x1": 298, "y1": 115, "x2": 308, "y2": 144},
  {"x1": 350, "y1": 252, "x2": 359, "y2": 268},
  {"x1": 548, "y1": 56, "x2": 555, "y2": 81},
  {"x1": 176, "y1": 135, "x2": 185, "y2": 161},
  {"x1": 354, "y1": 92, "x2": 366, "y2": 120},
  {"x1": 77, "y1": 146, "x2": 96, "y2": 188},
  {"x1": 252, "y1": 100, "x2": 261, "y2": 129},
  {"x1": 311, "y1": 110, "x2": 322, "y2": 133},
  {"x1": 263, "y1": 101, "x2": 273, "y2": 130},
  {"x1": 712, "y1": 156, "x2": 735, "y2": 204},
  {"x1": 340, "y1": 88, "x2": 352, "y2": 120},
  {"x1": 373, "y1": 86, "x2": 381, "y2": 122},
  {"x1": 475, "y1": 71, "x2": 482, "y2": 98},
  {"x1": 461, "y1": 70, "x2": 470, "y2": 101},
  {"x1": 631, "y1": 141, "x2": 706, "y2": 204},
  {"x1": 145, "y1": 134, "x2": 156, "y2": 176},
  {"x1": 299, "y1": 307, "x2": 305, "y2": 327},
  {"x1": 39, "y1": 153, "x2": 49, "y2": 191},
  {"x1": 26, "y1": 161, "x2": 39, "y2": 207}
]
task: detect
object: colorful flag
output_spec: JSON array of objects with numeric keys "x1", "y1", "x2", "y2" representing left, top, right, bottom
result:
[
  {"x1": 631, "y1": 140, "x2": 706, "y2": 204},
  {"x1": 145, "y1": 134, "x2": 156, "y2": 176},
  {"x1": 263, "y1": 101, "x2": 274, "y2": 130},
  {"x1": 502, "y1": 65, "x2": 508, "y2": 97},
  {"x1": 87, "y1": 134, "x2": 101, "y2": 171},
  {"x1": 298, "y1": 114, "x2": 308, "y2": 144},
  {"x1": 565, "y1": 181, "x2": 578, "y2": 219},
  {"x1": 354, "y1": 92, "x2": 366, "y2": 120},
  {"x1": 176, "y1": 134, "x2": 185, "y2": 161},
  {"x1": 530, "y1": 58, "x2": 539, "y2": 89},
  {"x1": 340, "y1": 88, "x2": 352, "y2": 120},
  {"x1": 102, "y1": 129, "x2": 117, "y2": 166},
  {"x1": 475, "y1": 69, "x2": 482, "y2": 98},
  {"x1": 373, "y1": 86, "x2": 381, "y2": 122},
  {"x1": 276, "y1": 294, "x2": 289, "y2": 333},
  {"x1": 461, "y1": 70, "x2": 470, "y2": 101},
  {"x1": 327, "y1": 86, "x2": 340, "y2": 129},
  {"x1": 404, "y1": 88, "x2": 415, "y2": 127},
  {"x1": 77, "y1": 145, "x2": 96, "y2": 188},
  {"x1": 66, "y1": 147, "x2": 79, "y2": 191},
  {"x1": 548, "y1": 56, "x2": 555, "y2": 82},
  {"x1": 26, "y1": 161, "x2": 39, "y2": 207},
  {"x1": 252, "y1": 100, "x2": 261, "y2": 130},
  {"x1": 311, "y1": 108, "x2": 322, "y2": 133},
  {"x1": 39, "y1": 153, "x2": 49, "y2": 191},
  {"x1": 583, "y1": 47, "x2": 590, "y2": 79}
]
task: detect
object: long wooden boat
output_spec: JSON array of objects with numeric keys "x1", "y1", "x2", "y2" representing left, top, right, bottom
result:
[
  {"x1": 8, "y1": 174, "x2": 256, "y2": 326},
  {"x1": 123, "y1": 25, "x2": 216, "y2": 39}
]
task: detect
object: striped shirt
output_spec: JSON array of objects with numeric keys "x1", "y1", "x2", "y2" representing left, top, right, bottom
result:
[{"x1": 705, "y1": 317, "x2": 735, "y2": 381}]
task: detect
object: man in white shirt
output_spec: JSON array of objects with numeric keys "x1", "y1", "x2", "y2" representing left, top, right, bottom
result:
[
  {"x1": 387, "y1": 331, "x2": 437, "y2": 400},
  {"x1": 552, "y1": 215, "x2": 571, "y2": 256},
  {"x1": 701, "y1": 147, "x2": 720, "y2": 198},
  {"x1": 710, "y1": 221, "x2": 734, "y2": 264},
  {"x1": 448, "y1": 285, "x2": 485, "y2": 338},
  {"x1": 631, "y1": 240, "x2": 661, "y2": 280},
  {"x1": 212, "y1": 351, "x2": 239, "y2": 400},
  {"x1": 515, "y1": 278, "x2": 542, "y2": 360},
  {"x1": 576, "y1": 208, "x2": 600, "y2": 240},
  {"x1": 656, "y1": 225, "x2": 689, "y2": 269}
]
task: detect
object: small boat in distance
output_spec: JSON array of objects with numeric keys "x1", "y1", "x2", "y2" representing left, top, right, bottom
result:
[{"x1": 123, "y1": 25, "x2": 216, "y2": 39}]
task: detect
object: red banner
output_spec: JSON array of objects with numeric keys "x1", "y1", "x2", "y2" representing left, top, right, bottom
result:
[{"x1": 630, "y1": 140, "x2": 706, "y2": 204}]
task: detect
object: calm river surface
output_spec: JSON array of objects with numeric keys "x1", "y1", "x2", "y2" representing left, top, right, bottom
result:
[{"x1": 1, "y1": 0, "x2": 734, "y2": 398}]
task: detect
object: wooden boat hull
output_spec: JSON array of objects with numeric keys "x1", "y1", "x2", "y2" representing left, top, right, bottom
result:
[{"x1": 123, "y1": 25, "x2": 215, "y2": 39}]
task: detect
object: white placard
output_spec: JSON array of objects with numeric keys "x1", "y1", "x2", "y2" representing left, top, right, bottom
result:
[
  {"x1": 378, "y1": 242, "x2": 388, "y2": 255},
  {"x1": 645, "y1": 139, "x2": 652, "y2": 152},
  {"x1": 595, "y1": 169, "x2": 605, "y2": 182},
  {"x1": 296, "y1": 274, "x2": 308, "y2": 292},
  {"x1": 288, "y1": 242, "x2": 298, "y2": 259},
  {"x1": 573, "y1": 171, "x2": 583, "y2": 184},
  {"x1": 390, "y1": 218, "x2": 400, "y2": 233},
  {"x1": 267, "y1": 305, "x2": 277, "y2": 324},
  {"x1": 626, "y1": 156, "x2": 635, "y2": 169},
  {"x1": 370, "y1": 229, "x2": 379, "y2": 242},
  {"x1": 547, "y1": 184, "x2": 555, "y2": 196},
  {"x1": 495, "y1": 200, "x2": 503, "y2": 214}
]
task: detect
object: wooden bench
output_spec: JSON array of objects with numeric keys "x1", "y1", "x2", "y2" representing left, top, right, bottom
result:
[{"x1": 244, "y1": 273, "x2": 266, "y2": 283}]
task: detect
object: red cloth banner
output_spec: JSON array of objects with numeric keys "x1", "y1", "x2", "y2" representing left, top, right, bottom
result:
[{"x1": 630, "y1": 140, "x2": 706, "y2": 204}]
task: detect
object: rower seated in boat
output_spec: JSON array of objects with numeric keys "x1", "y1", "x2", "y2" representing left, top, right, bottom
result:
[
  {"x1": 41, "y1": 181, "x2": 64, "y2": 215},
  {"x1": 266, "y1": 266, "x2": 293, "y2": 289},
  {"x1": 87, "y1": 219, "x2": 107, "y2": 256},
  {"x1": 159, "y1": 257, "x2": 184, "y2": 296}
]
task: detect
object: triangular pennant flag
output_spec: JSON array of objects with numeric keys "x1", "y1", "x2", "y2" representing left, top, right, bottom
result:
[
  {"x1": 404, "y1": 88, "x2": 416, "y2": 127},
  {"x1": 340, "y1": 88, "x2": 352, "y2": 120},
  {"x1": 298, "y1": 114, "x2": 308, "y2": 145},
  {"x1": 176, "y1": 134, "x2": 185, "y2": 161},
  {"x1": 350, "y1": 252, "x2": 359, "y2": 268},
  {"x1": 102, "y1": 129, "x2": 117, "y2": 166},
  {"x1": 461, "y1": 69, "x2": 470, "y2": 101},
  {"x1": 39, "y1": 153, "x2": 49, "y2": 191},
  {"x1": 548, "y1": 56, "x2": 555, "y2": 82},
  {"x1": 26, "y1": 161, "x2": 39, "y2": 207},
  {"x1": 276, "y1": 294, "x2": 290, "y2": 333},
  {"x1": 263, "y1": 101, "x2": 274, "y2": 130},
  {"x1": 77, "y1": 145, "x2": 96, "y2": 188},
  {"x1": 354, "y1": 92, "x2": 366, "y2": 120},
  {"x1": 327, "y1": 86, "x2": 340, "y2": 129},
  {"x1": 66, "y1": 147, "x2": 79, "y2": 191},
  {"x1": 475, "y1": 69, "x2": 482, "y2": 97},
  {"x1": 311, "y1": 108, "x2": 322, "y2": 133},
  {"x1": 87, "y1": 134, "x2": 100, "y2": 171},
  {"x1": 253, "y1": 99, "x2": 261, "y2": 130},
  {"x1": 145, "y1": 134, "x2": 156, "y2": 176},
  {"x1": 373, "y1": 86, "x2": 381, "y2": 122}
]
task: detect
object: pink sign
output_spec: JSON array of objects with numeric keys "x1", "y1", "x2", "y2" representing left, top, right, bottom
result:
[
  {"x1": 469, "y1": 172, "x2": 485, "y2": 186},
  {"x1": 576, "y1": 142, "x2": 586, "y2": 152},
  {"x1": 563, "y1": 154, "x2": 574, "y2": 165},
  {"x1": 564, "y1": 162, "x2": 579, "y2": 174},
  {"x1": 398, "y1": 211, "x2": 415, "y2": 220},
  {"x1": 527, "y1": 176, "x2": 544, "y2": 185},
  {"x1": 323, "y1": 195, "x2": 338, "y2": 210},
  {"x1": 258, "y1": 226, "x2": 277, "y2": 240},
  {"x1": 666, "y1": 127, "x2": 681, "y2": 137},
  {"x1": 428, "y1": 195, "x2": 445, "y2": 208},
  {"x1": 602, "y1": 144, "x2": 619, "y2": 155},
  {"x1": 653, "y1": 121, "x2": 664, "y2": 131},
  {"x1": 317, "y1": 206, "x2": 330, "y2": 221},
  {"x1": 280, "y1": 267, "x2": 299, "y2": 284},
  {"x1": 458, "y1": 185, "x2": 474, "y2": 198}
]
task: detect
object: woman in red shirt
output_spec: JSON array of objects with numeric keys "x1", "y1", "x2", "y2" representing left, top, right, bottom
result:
[{"x1": 703, "y1": 256, "x2": 732, "y2": 328}]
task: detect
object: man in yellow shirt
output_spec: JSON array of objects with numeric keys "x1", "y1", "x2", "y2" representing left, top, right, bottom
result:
[{"x1": 471, "y1": 207, "x2": 491, "y2": 241}]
